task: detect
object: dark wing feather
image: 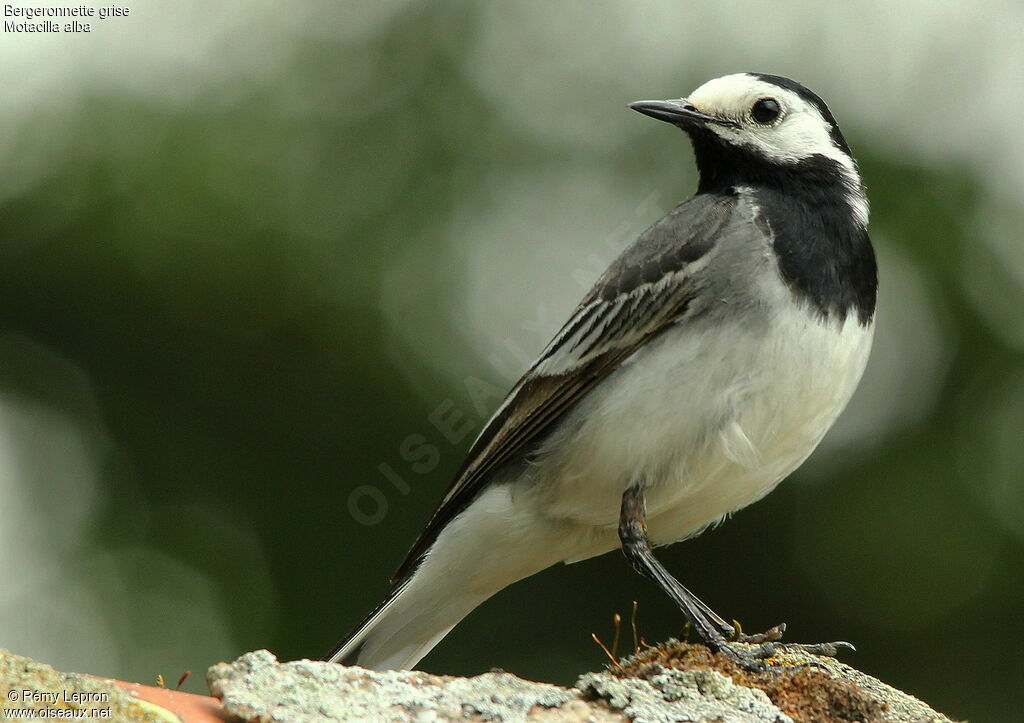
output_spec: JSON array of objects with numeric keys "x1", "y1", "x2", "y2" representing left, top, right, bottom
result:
[{"x1": 391, "y1": 192, "x2": 737, "y2": 583}]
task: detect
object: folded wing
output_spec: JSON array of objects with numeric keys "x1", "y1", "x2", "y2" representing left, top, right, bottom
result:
[{"x1": 392, "y1": 192, "x2": 742, "y2": 583}]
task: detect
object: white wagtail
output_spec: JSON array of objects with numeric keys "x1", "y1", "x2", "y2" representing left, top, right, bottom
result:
[{"x1": 327, "y1": 73, "x2": 877, "y2": 670}]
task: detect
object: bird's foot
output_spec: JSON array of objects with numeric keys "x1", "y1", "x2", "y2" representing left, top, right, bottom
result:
[
  {"x1": 769, "y1": 640, "x2": 857, "y2": 658},
  {"x1": 726, "y1": 620, "x2": 854, "y2": 657},
  {"x1": 713, "y1": 638, "x2": 855, "y2": 672},
  {"x1": 714, "y1": 642, "x2": 776, "y2": 671}
]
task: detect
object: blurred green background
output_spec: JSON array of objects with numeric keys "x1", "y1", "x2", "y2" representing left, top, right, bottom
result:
[{"x1": 2, "y1": 1, "x2": 1023, "y2": 720}]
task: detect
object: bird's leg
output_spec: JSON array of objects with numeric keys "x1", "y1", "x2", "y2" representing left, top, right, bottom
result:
[
  {"x1": 618, "y1": 489, "x2": 734, "y2": 640},
  {"x1": 619, "y1": 484, "x2": 781, "y2": 669},
  {"x1": 618, "y1": 485, "x2": 853, "y2": 665},
  {"x1": 661, "y1": 589, "x2": 783, "y2": 643}
]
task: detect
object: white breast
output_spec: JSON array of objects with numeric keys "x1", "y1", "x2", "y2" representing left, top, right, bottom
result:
[{"x1": 523, "y1": 303, "x2": 874, "y2": 557}]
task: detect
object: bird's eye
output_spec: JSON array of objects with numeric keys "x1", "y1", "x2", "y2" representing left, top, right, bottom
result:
[{"x1": 751, "y1": 98, "x2": 781, "y2": 125}]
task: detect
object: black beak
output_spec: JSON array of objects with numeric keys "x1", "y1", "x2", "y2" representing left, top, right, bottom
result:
[{"x1": 628, "y1": 99, "x2": 737, "y2": 128}]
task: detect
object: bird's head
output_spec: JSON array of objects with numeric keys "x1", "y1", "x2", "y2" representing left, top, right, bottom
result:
[{"x1": 631, "y1": 73, "x2": 866, "y2": 225}]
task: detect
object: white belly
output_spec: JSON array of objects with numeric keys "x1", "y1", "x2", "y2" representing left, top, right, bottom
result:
[{"x1": 523, "y1": 305, "x2": 873, "y2": 556}]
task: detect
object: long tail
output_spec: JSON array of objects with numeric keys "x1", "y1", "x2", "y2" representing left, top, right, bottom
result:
[
  {"x1": 325, "y1": 485, "x2": 577, "y2": 670},
  {"x1": 324, "y1": 562, "x2": 497, "y2": 670}
]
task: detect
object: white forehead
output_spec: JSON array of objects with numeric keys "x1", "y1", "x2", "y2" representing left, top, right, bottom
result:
[
  {"x1": 686, "y1": 73, "x2": 844, "y2": 165},
  {"x1": 688, "y1": 74, "x2": 809, "y2": 118}
]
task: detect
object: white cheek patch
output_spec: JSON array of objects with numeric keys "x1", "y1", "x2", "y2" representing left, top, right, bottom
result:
[{"x1": 688, "y1": 74, "x2": 869, "y2": 227}]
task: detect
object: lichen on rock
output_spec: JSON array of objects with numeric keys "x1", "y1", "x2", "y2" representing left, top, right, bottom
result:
[
  {"x1": 578, "y1": 665, "x2": 791, "y2": 722},
  {"x1": 0, "y1": 649, "x2": 168, "y2": 722},
  {"x1": 208, "y1": 649, "x2": 576, "y2": 722},
  {"x1": 206, "y1": 643, "x2": 954, "y2": 722}
]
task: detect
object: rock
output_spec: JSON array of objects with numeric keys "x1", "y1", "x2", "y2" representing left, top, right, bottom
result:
[
  {"x1": 577, "y1": 666, "x2": 790, "y2": 722},
  {"x1": 207, "y1": 640, "x2": 955, "y2": 722},
  {"x1": 207, "y1": 650, "x2": 581, "y2": 722},
  {"x1": 0, "y1": 649, "x2": 176, "y2": 722}
]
